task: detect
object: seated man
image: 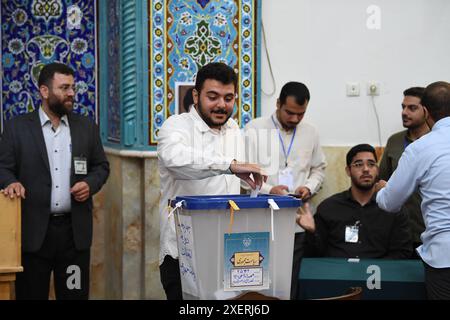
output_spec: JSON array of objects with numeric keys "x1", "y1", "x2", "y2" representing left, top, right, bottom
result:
[{"x1": 297, "y1": 144, "x2": 411, "y2": 259}]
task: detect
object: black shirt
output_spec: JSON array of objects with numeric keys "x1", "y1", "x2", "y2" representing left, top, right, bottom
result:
[{"x1": 306, "y1": 189, "x2": 412, "y2": 259}]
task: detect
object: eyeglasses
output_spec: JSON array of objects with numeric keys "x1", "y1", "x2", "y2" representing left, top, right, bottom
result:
[{"x1": 350, "y1": 160, "x2": 378, "y2": 169}]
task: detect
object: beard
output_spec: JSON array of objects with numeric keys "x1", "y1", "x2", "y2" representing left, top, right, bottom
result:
[
  {"x1": 48, "y1": 95, "x2": 73, "y2": 117},
  {"x1": 196, "y1": 100, "x2": 232, "y2": 128},
  {"x1": 275, "y1": 110, "x2": 299, "y2": 131},
  {"x1": 283, "y1": 122, "x2": 298, "y2": 130},
  {"x1": 351, "y1": 174, "x2": 377, "y2": 191},
  {"x1": 402, "y1": 115, "x2": 426, "y2": 129}
]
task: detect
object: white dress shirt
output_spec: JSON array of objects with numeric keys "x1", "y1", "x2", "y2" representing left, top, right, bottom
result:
[
  {"x1": 244, "y1": 112, "x2": 327, "y2": 195},
  {"x1": 157, "y1": 107, "x2": 243, "y2": 265},
  {"x1": 39, "y1": 107, "x2": 72, "y2": 213},
  {"x1": 377, "y1": 117, "x2": 450, "y2": 268}
]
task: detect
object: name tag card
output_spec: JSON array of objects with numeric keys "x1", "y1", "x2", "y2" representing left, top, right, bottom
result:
[
  {"x1": 345, "y1": 225, "x2": 359, "y2": 243},
  {"x1": 74, "y1": 157, "x2": 87, "y2": 175},
  {"x1": 278, "y1": 167, "x2": 294, "y2": 191}
]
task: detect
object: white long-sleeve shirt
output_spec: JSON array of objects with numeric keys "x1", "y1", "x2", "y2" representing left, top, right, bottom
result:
[
  {"x1": 244, "y1": 113, "x2": 327, "y2": 195},
  {"x1": 244, "y1": 114, "x2": 326, "y2": 233},
  {"x1": 157, "y1": 107, "x2": 243, "y2": 265}
]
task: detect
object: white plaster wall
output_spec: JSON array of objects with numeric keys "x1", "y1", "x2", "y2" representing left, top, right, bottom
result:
[{"x1": 260, "y1": 0, "x2": 450, "y2": 146}]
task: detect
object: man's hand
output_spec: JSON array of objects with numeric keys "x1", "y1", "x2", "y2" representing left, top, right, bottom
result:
[
  {"x1": 230, "y1": 161, "x2": 267, "y2": 190},
  {"x1": 269, "y1": 185, "x2": 289, "y2": 195},
  {"x1": 374, "y1": 180, "x2": 387, "y2": 193},
  {"x1": 296, "y1": 202, "x2": 315, "y2": 233},
  {"x1": 1, "y1": 182, "x2": 26, "y2": 199},
  {"x1": 71, "y1": 181, "x2": 90, "y2": 202},
  {"x1": 295, "y1": 186, "x2": 311, "y2": 200}
]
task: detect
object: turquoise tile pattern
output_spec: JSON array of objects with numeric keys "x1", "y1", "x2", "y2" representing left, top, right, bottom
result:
[{"x1": 1, "y1": 0, "x2": 97, "y2": 124}]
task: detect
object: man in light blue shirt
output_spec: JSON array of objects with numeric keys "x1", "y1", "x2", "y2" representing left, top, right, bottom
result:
[{"x1": 376, "y1": 81, "x2": 450, "y2": 300}]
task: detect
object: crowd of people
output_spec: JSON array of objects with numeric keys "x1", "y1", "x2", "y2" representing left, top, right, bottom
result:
[{"x1": 1, "y1": 61, "x2": 449, "y2": 300}]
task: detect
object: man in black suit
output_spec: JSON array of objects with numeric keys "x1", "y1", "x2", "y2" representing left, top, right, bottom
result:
[{"x1": 0, "y1": 63, "x2": 109, "y2": 299}]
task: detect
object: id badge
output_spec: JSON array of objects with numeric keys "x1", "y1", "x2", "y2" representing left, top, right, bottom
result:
[
  {"x1": 345, "y1": 225, "x2": 359, "y2": 243},
  {"x1": 74, "y1": 157, "x2": 88, "y2": 175},
  {"x1": 278, "y1": 167, "x2": 294, "y2": 191}
]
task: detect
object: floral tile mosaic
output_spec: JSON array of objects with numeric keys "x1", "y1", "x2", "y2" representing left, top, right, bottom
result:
[
  {"x1": 104, "y1": 0, "x2": 120, "y2": 143},
  {"x1": 1, "y1": 0, "x2": 97, "y2": 126},
  {"x1": 148, "y1": 0, "x2": 259, "y2": 145}
]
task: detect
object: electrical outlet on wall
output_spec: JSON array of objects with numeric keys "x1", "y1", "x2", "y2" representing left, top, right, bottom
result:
[
  {"x1": 367, "y1": 82, "x2": 380, "y2": 96},
  {"x1": 346, "y1": 82, "x2": 360, "y2": 97}
]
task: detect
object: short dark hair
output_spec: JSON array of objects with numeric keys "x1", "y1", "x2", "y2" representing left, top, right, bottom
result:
[
  {"x1": 194, "y1": 62, "x2": 237, "y2": 93},
  {"x1": 421, "y1": 81, "x2": 450, "y2": 122},
  {"x1": 403, "y1": 87, "x2": 425, "y2": 99},
  {"x1": 346, "y1": 144, "x2": 377, "y2": 166},
  {"x1": 279, "y1": 82, "x2": 310, "y2": 106},
  {"x1": 38, "y1": 62, "x2": 75, "y2": 87}
]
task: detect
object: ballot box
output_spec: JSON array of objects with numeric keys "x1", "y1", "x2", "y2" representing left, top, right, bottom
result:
[
  {"x1": 298, "y1": 258, "x2": 426, "y2": 300},
  {"x1": 173, "y1": 194, "x2": 301, "y2": 300}
]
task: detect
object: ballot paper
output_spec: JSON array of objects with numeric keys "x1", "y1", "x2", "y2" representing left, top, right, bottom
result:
[{"x1": 250, "y1": 186, "x2": 260, "y2": 198}]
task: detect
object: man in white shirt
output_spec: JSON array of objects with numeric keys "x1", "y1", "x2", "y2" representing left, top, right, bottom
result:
[
  {"x1": 376, "y1": 81, "x2": 450, "y2": 299},
  {"x1": 244, "y1": 82, "x2": 327, "y2": 299},
  {"x1": 157, "y1": 62, "x2": 266, "y2": 300}
]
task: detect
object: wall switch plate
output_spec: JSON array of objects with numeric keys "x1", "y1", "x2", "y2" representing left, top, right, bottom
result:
[{"x1": 346, "y1": 82, "x2": 360, "y2": 97}]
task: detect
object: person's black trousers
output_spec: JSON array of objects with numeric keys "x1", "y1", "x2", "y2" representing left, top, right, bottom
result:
[
  {"x1": 159, "y1": 255, "x2": 183, "y2": 300},
  {"x1": 423, "y1": 261, "x2": 450, "y2": 300},
  {"x1": 410, "y1": 242, "x2": 422, "y2": 259},
  {"x1": 290, "y1": 232, "x2": 306, "y2": 300},
  {"x1": 15, "y1": 214, "x2": 90, "y2": 300}
]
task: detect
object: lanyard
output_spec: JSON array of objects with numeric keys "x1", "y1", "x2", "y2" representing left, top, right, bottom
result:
[{"x1": 271, "y1": 115, "x2": 296, "y2": 167}]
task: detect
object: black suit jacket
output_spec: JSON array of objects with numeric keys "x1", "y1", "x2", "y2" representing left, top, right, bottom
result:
[{"x1": 0, "y1": 110, "x2": 109, "y2": 252}]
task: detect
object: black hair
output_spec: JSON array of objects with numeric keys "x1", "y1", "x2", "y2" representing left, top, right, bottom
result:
[
  {"x1": 346, "y1": 144, "x2": 377, "y2": 166},
  {"x1": 279, "y1": 82, "x2": 310, "y2": 106},
  {"x1": 38, "y1": 62, "x2": 75, "y2": 87},
  {"x1": 194, "y1": 62, "x2": 237, "y2": 93},
  {"x1": 421, "y1": 81, "x2": 450, "y2": 122},
  {"x1": 403, "y1": 87, "x2": 425, "y2": 99}
]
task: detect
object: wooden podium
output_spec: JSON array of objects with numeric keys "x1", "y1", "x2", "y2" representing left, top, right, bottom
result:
[{"x1": 0, "y1": 195, "x2": 23, "y2": 300}]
